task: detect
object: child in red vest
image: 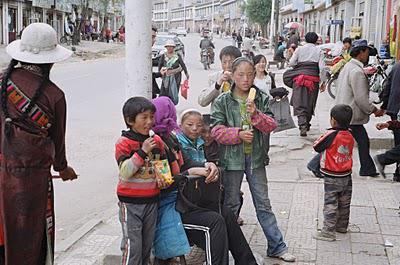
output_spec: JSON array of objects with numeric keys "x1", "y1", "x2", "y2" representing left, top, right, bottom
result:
[{"x1": 312, "y1": 104, "x2": 355, "y2": 242}]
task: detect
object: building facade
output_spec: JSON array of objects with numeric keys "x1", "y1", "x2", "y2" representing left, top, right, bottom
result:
[
  {"x1": 152, "y1": 0, "x2": 245, "y2": 34},
  {"x1": 279, "y1": 0, "x2": 390, "y2": 49}
]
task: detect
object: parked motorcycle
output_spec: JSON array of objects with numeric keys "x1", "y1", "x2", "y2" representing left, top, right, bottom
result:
[
  {"x1": 201, "y1": 48, "x2": 211, "y2": 70},
  {"x1": 326, "y1": 56, "x2": 388, "y2": 104}
]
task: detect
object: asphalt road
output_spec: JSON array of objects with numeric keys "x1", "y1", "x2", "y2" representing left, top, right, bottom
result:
[{"x1": 50, "y1": 34, "x2": 232, "y2": 245}]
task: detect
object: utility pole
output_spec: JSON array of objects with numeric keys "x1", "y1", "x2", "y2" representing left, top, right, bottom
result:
[
  {"x1": 125, "y1": 0, "x2": 152, "y2": 98},
  {"x1": 183, "y1": 0, "x2": 186, "y2": 30},
  {"x1": 269, "y1": 0, "x2": 275, "y2": 45},
  {"x1": 211, "y1": 0, "x2": 214, "y2": 33}
]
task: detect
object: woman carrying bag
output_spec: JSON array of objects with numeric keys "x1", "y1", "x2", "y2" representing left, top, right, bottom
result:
[{"x1": 158, "y1": 40, "x2": 189, "y2": 105}]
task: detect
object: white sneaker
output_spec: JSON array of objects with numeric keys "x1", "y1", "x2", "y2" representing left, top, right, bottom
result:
[{"x1": 277, "y1": 252, "x2": 296, "y2": 262}]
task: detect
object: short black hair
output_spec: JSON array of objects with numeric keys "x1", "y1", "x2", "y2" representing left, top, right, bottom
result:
[
  {"x1": 152, "y1": 26, "x2": 158, "y2": 32},
  {"x1": 330, "y1": 104, "x2": 353, "y2": 128},
  {"x1": 122, "y1": 97, "x2": 156, "y2": 128},
  {"x1": 305, "y1": 32, "x2": 319, "y2": 44},
  {"x1": 343, "y1": 37, "x2": 352, "y2": 45},
  {"x1": 350, "y1": 46, "x2": 368, "y2": 58},
  {"x1": 219, "y1": 45, "x2": 242, "y2": 61}
]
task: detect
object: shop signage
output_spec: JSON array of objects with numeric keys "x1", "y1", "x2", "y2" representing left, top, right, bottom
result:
[
  {"x1": 32, "y1": 0, "x2": 53, "y2": 9},
  {"x1": 331, "y1": 20, "x2": 344, "y2": 25}
]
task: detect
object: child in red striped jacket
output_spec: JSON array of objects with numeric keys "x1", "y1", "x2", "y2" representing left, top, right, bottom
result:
[{"x1": 115, "y1": 97, "x2": 167, "y2": 265}]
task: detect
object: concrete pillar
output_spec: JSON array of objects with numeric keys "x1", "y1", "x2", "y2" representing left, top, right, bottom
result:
[
  {"x1": 3, "y1": 1, "x2": 9, "y2": 45},
  {"x1": 125, "y1": 0, "x2": 152, "y2": 98}
]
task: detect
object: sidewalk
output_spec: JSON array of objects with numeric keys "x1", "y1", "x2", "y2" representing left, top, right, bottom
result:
[{"x1": 0, "y1": 40, "x2": 125, "y2": 68}]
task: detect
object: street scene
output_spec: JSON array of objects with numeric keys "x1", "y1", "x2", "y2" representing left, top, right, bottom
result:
[{"x1": 0, "y1": 0, "x2": 400, "y2": 265}]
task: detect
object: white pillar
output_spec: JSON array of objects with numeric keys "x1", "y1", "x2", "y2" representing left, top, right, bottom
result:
[
  {"x1": 17, "y1": 2, "x2": 23, "y2": 33},
  {"x1": 3, "y1": 1, "x2": 9, "y2": 45},
  {"x1": 269, "y1": 0, "x2": 275, "y2": 45},
  {"x1": 125, "y1": 0, "x2": 153, "y2": 98}
]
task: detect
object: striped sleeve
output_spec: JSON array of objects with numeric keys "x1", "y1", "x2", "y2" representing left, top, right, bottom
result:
[
  {"x1": 250, "y1": 110, "x2": 277, "y2": 133},
  {"x1": 211, "y1": 125, "x2": 242, "y2": 145},
  {"x1": 115, "y1": 137, "x2": 147, "y2": 180}
]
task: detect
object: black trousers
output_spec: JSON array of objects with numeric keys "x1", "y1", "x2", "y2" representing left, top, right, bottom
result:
[
  {"x1": 181, "y1": 206, "x2": 257, "y2": 265},
  {"x1": 350, "y1": 125, "x2": 377, "y2": 176},
  {"x1": 377, "y1": 145, "x2": 400, "y2": 166},
  {"x1": 390, "y1": 115, "x2": 400, "y2": 176}
]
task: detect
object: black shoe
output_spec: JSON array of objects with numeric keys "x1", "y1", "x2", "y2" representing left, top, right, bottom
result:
[
  {"x1": 359, "y1": 173, "x2": 380, "y2": 178},
  {"x1": 307, "y1": 124, "x2": 311, "y2": 131},
  {"x1": 393, "y1": 175, "x2": 400, "y2": 182}
]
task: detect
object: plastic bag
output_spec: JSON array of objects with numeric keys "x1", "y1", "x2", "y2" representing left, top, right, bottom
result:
[{"x1": 269, "y1": 97, "x2": 296, "y2": 132}]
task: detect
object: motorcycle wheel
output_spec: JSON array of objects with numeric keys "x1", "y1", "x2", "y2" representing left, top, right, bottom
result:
[
  {"x1": 327, "y1": 76, "x2": 338, "y2": 99},
  {"x1": 60, "y1": 36, "x2": 67, "y2": 44}
]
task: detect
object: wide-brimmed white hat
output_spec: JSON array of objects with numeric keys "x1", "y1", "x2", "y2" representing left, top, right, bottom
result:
[
  {"x1": 164, "y1": 39, "x2": 176, "y2": 47},
  {"x1": 6, "y1": 23, "x2": 72, "y2": 64}
]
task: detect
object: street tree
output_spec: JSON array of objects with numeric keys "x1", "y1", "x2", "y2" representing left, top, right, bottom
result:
[
  {"x1": 244, "y1": 0, "x2": 272, "y2": 37},
  {"x1": 72, "y1": 0, "x2": 91, "y2": 45}
]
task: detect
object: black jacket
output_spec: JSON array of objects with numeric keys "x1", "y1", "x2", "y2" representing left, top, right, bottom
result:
[
  {"x1": 381, "y1": 62, "x2": 400, "y2": 116},
  {"x1": 152, "y1": 71, "x2": 162, "y2": 98}
]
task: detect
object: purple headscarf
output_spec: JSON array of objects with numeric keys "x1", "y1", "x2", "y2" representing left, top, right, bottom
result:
[{"x1": 152, "y1": 96, "x2": 179, "y2": 136}]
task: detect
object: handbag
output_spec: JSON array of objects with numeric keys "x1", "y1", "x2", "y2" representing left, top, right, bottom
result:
[
  {"x1": 181, "y1": 79, "x2": 189, "y2": 99},
  {"x1": 175, "y1": 174, "x2": 223, "y2": 214},
  {"x1": 269, "y1": 97, "x2": 296, "y2": 133}
]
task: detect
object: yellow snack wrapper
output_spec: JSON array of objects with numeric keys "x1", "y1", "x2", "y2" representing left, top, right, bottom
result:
[
  {"x1": 222, "y1": 81, "x2": 230, "y2": 92},
  {"x1": 248, "y1": 87, "x2": 257, "y2": 101},
  {"x1": 153, "y1": 159, "x2": 174, "y2": 186}
]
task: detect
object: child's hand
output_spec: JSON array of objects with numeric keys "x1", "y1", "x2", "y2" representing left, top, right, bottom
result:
[
  {"x1": 155, "y1": 175, "x2": 168, "y2": 189},
  {"x1": 142, "y1": 137, "x2": 157, "y2": 154},
  {"x1": 376, "y1": 122, "x2": 389, "y2": 130},
  {"x1": 59, "y1": 166, "x2": 78, "y2": 181},
  {"x1": 246, "y1": 100, "x2": 256, "y2": 115},
  {"x1": 217, "y1": 71, "x2": 232, "y2": 85},
  {"x1": 239, "y1": 130, "x2": 253, "y2": 143},
  {"x1": 160, "y1": 67, "x2": 168, "y2": 75}
]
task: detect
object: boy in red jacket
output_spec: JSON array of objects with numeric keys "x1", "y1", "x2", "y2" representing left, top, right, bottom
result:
[
  {"x1": 312, "y1": 104, "x2": 355, "y2": 242},
  {"x1": 115, "y1": 97, "x2": 167, "y2": 265}
]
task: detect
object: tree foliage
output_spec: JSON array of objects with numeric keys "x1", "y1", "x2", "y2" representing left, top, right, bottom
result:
[{"x1": 244, "y1": 0, "x2": 272, "y2": 30}]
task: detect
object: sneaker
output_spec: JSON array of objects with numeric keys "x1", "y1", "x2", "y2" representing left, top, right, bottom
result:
[
  {"x1": 336, "y1": 228, "x2": 348, "y2": 233},
  {"x1": 313, "y1": 230, "x2": 336, "y2": 241},
  {"x1": 373, "y1": 155, "x2": 386, "y2": 178},
  {"x1": 269, "y1": 252, "x2": 296, "y2": 262},
  {"x1": 393, "y1": 175, "x2": 400, "y2": 182},
  {"x1": 185, "y1": 245, "x2": 205, "y2": 264}
]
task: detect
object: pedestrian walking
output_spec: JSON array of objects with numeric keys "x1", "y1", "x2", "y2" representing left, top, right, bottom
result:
[
  {"x1": 152, "y1": 27, "x2": 167, "y2": 99},
  {"x1": 0, "y1": 23, "x2": 78, "y2": 265},
  {"x1": 335, "y1": 39, "x2": 384, "y2": 177},
  {"x1": 286, "y1": 32, "x2": 326, "y2": 136},
  {"x1": 158, "y1": 39, "x2": 189, "y2": 105},
  {"x1": 380, "y1": 61, "x2": 400, "y2": 181},
  {"x1": 211, "y1": 57, "x2": 296, "y2": 262},
  {"x1": 312, "y1": 104, "x2": 355, "y2": 241},
  {"x1": 237, "y1": 33, "x2": 243, "y2": 49}
]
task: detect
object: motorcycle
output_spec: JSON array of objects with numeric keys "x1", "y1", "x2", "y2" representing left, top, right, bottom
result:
[
  {"x1": 201, "y1": 48, "x2": 211, "y2": 70},
  {"x1": 326, "y1": 56, "x2": 389, "y2": 104},
  {"x1": 242, "y1": 49, "x2": 254, "y2": 61}
]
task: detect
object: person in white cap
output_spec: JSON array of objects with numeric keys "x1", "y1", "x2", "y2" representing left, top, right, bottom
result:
[
  {"x1": 0, "y1": 23, "x2": 78, "y2": 265},
  {"x1": 158, "y1": 39, "x2": 189, "y2": 105}
]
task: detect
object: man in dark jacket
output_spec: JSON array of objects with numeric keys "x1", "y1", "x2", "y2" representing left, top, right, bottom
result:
[{"x1": 380, "y1": 62, "x2": 400, "y2": 181}]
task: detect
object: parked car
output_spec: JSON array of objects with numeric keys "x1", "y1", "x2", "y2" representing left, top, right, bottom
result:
[
  {"x1": 176, "y1": 27, "x2": 187, "y2": 37},
  {"x1": 152, "y1": 34, "x2": 185, "y2": 66},
  {"x1": 168, "y1": 28, "x2": 177, "y2": 35}
]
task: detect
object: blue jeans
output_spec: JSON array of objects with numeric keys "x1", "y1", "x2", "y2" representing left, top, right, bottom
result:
[{"x1": 223, "y1": 155, "x2": 287, "y2": 257}]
